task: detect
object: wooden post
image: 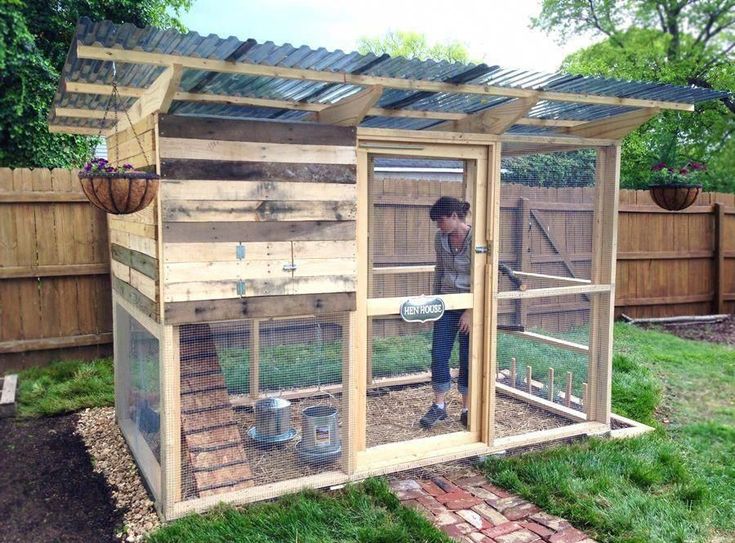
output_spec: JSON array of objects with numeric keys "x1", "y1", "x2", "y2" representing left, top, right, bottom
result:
[
  {"x1": 516, "y1": 197, "x2": 531, "y2": 327},
  {"x1": 715, "y1": 203, "x2": 726, "y2": 314},
  {"x1": 250, "y1": 319, "x2": 260, "y2": 400},
  {"x1": 587, "y1": 145, "x2": 621, "y2": 424},
  {"x1": 547, "y1": 367, "x2": 554, "y2": 401},
  {"x1": 159, "y1": 324, "x2": 181, "y2": 518},
  {"x1": 526, "y1": 366, "x2": 533, "y2": 394},
  {"x1": 565, "y1": 371, "x2": 573, "y2": 408},
  {"x1": 510, "y1": 357, "x2": 517, "y2": 388},
  {"x1": 582, "y1": 382, "x2": 588, "y2": 410}
]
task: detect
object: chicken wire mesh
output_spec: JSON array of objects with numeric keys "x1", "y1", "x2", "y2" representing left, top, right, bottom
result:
[
  {"x1": 496, "y1": 148, "x2": 601, "y2": 414},
  {"x1": 178, "y1": 314, "x2": 347, "y2": 501},
  {"x1": 115, "y1": 303, "x2": 161, "y2": 496},
  {"x1": 367, "y1": 157, "x2": 474, "y2": 445}
]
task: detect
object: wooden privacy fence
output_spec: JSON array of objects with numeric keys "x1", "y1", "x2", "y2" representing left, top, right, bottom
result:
[
  {"x1": 0, "y1": 168, "x2": 111, "y2": 370},
  {"x1": 1, "y1": 168, "x2": 734, "y2": 370}
]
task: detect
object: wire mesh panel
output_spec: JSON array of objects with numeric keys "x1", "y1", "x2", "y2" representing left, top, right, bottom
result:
[
  {"x1": 115, "y1": 303, "x2": 161, "y2": 497},
  {"x1": 495, "y1": 148, "x2": 603, "y2": 426},
  {"x1": 178, "y1": 314, "x2": 347, "y2": 501},
  {"x1": 367, "y1": 156, "x2": 475, "y2": 446}
]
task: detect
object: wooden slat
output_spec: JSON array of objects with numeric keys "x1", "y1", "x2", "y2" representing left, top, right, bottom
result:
[
  {"x1": 0, "y1": 192, "x2": 87, "y2": 203},
  {"x1": 164, "y1": 275, "x2": 356, "y2": 302},
  {"x1": 0, "y1": 333, "x2": 112, "y2": 354},
  {"x1": 165, "y1": 292, "x2": 355, "y2": 323},
  {"x1": 159, "y1": 159, "x2": 356, "y2": 183},
  {"x1": 112, "y1": 276, "x2": 159, "y2": 321},
  {"x1": 162, "y1": 200, "x2": 356, "y2": 222},
  {"x1": 159, "y1": 138, "x2": 356, "y2": 165},
  {"x1": 163, "y1": 220, "x2": 356, "y2": 243},
  {"x1": 162, "y1": 180, "x2": 356, "y2": 202},
  {"x1": 158, "y1": 115, "x2": 357, "y2": 146},
  {"x1": 163, "y1": 240, "x2": 355, "y2": 263},
  {"x1": 165, "y1": 257, "x2": 355, "y2": 283},
  {"x1": 0, "y1": 263, "x2": 109, "y2": 279},
  {"x1": 111, "y1": 244, "x2": 158, "y2": 279}
]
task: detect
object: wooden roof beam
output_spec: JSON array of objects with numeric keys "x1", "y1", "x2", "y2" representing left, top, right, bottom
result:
[
  {"x1": 117, "y1": 63, "x2": 183, "y2": 132},
  {"x1": 559, "y1": 107, "x2": 660, "y2": 139},
  {"x1": 435, "y1": 96, "x2": 539, "y2": 134},
  {"x1": 312, "y1": 85, "x2": 383, "y2": 126},
  {"x1": 75, "y1": 43, "x2": 695, "y2": 112},
  {"x1": 59, "y1": 81, "x2": 587, "y2": 129}
]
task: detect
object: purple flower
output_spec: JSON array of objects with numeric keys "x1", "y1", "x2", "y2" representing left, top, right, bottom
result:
[
  {"x1": 651, "y1": 162, "x2": 668, "y2": 172},
  {"x1": 84, "y1": 163, "x2": 92, "y2": 171},
  {"x1": 123, "y1": 163, "x2": 133, "y2": 170},
  {"x1": 105, "y1": 166, "x2": 115, "y2": 172}
]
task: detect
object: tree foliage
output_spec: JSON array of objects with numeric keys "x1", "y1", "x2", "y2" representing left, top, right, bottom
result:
[
  {"x1": 357, "y1": 31, "x2": 476, "y2": 64},
  {"x1": 533, "y1": 0, "x2": 735, "y2": 191},
  {"x1": 0, "y1": 0, "x2": 192, "y2": 168}
]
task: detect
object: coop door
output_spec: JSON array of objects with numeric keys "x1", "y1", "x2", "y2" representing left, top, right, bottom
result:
[{"x1": 358, "y1": 142, "x2": 494, "y2": 467}]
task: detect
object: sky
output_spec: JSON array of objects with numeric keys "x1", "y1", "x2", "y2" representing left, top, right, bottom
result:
[{"x1": 179, "y1": 0, "x2": 596, "y2": 73}]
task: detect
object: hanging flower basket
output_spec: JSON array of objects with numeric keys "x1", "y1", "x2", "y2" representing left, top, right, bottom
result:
[
  {"x1": 79, "y1": 169, "x2": 160, "y2": 215},
  {"x1": 647, "y1": 160, "x2": 706, "y2": 211},
  {"x1": 648, "y1": 183, "x2": 702, "y2": 211}
]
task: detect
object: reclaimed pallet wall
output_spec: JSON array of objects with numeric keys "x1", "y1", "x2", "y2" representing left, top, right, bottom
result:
[
  {"x1": 106, "y1": 115, "x2": 161, "y2": 322},
  {"x1": 157, "y1": 116, "x2": 358, "y2": 324},
  {"x1": 0, "y1": 168, "x2": 111, "y2": 371}
]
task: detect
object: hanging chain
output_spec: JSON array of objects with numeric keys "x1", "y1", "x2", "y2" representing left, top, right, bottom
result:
[{"x1": 95, "y1": 61, "x2": 154, "y2": 169}]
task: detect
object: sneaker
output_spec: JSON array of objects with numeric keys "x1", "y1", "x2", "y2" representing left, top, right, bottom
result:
[
  {"x1": 420, "y1": 403, "x2": 448, "y2": 428},
  {"x1": 460, "y1": 410, "x2": 468, "y2": 428}
]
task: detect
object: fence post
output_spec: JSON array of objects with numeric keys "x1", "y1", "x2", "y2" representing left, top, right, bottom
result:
[
  {"x1": 516, "y1": 197, "x2": 531, "y2": 326},
  {"x1": 715, "y1": 203, "x2": 726, "y2": 314}
]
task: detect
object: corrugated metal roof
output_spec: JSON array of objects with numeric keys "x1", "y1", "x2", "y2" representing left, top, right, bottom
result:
[{"x1": 49, "y1": 18, "x2": 730, "y2": 132}]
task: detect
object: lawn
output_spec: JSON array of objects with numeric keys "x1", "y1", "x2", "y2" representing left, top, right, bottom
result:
[
  {"x1": 9, "y1": 323, "x2": 734, "y2": 543},
  {"x1": 483, "y1": 323, "x2": 735, "y2": 543}
]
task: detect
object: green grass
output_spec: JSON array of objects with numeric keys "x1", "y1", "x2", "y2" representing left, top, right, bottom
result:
[
  {"x1": 146, "y1": 478, "x2": 451, "y2": 543},
  {"x1": 15, "y1": 358, "x2": 115, "y2": 417},
  {"x1": 482, "y1": 323, "x2": 735, "y2": 543}
]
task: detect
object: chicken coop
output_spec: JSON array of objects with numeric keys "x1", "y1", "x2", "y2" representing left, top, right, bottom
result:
[{"x1": 49, "y1": 18, "x2": 726, "y2": 520}]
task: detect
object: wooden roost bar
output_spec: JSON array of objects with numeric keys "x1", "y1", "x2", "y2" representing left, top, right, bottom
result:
[{"x1": 49, "y1": 18, "x2": 726, "y2": 520}]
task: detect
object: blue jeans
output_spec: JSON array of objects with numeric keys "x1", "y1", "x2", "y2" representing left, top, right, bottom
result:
[{"x1": 431, "y1": 310, "x2": 469, "y2": 396}]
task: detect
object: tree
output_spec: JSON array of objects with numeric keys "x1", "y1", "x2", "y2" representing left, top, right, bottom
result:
[
  {"x1": 0, "y1": 0, "x2": 192, "y2": 168},
  {"x1": 532, "y1": 1, "x2": 735, "y2": 191},
  {"x1": 357, "y1": 31, "x2": 476, "y2": 63}
]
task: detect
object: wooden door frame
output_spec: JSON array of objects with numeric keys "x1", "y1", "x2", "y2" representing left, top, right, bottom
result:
[{"x1": 348, "y1": 133, "x2": 501, "y2": 475}]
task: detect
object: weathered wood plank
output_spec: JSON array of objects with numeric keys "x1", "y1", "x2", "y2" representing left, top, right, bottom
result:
[
  {"x1": 164, "y1": 275, "x2": 356, "y2": 302},
  {"x1": 112, "y1": 276, "x2": 159, "y2": 320},
  {"x1": 165, "y1": 257, "x2": 356, "y2": 283},
  {"x1": 159, "y1": 138, "x2": 356, "y2": 165},
  {"x1": 158, "y1": 115, "x2": 356, "y2": 146},
  {"x1": 163, "y1": 240, "x2": 356, "y2": 263},
  {"x1": 111, "y1": 244, "x2": 159, "y2": 279},
  {"x1": 165, "y1": 292, "x2": 356, "y2": 324},
  {"x1": 163, "y1": 220, "x2": 356, "y2": 243},
  {"x1": 162, "y1": 200, "x2": 356, "y2": 222},
  {"x1": 0, "y1": 333, "x2": 113, "y2": 354},
  {"x1": 159, "y1": 160, "x2": 356, "y2": 183},
  {"x1": 162, "y1": 180, "x2": 356, "y2": 202}
]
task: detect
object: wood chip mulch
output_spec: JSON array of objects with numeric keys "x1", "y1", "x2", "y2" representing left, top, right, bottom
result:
[{"x1": 76, "y1": 408, "x2": 160, "y2": 542}]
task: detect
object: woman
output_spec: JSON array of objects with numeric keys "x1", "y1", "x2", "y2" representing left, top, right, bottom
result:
[{"x1": 420, "y1": 196, "x2": 472, "y2": 429}]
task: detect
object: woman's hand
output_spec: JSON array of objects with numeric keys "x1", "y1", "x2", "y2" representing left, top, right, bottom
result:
[{"x1": 459, "y1": 310, "x2": 471, "y2": 334}]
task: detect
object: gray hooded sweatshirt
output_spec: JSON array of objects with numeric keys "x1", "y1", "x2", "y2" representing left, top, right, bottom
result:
[{"x1": 433, "y1": 227, "x2": 472, "y2": 295}]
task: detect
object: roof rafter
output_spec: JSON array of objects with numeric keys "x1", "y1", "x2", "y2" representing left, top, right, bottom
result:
[
  {"x1": 560, "y1": 107, "x2": 660, "y2": 139},
  {"x1": 56, "y1": 81, "x2": 588, "y2": 129},
  {"x1": 311, "y1": 85, "x2": 383, "y2": 126},
  {"x1": 75, "y1": 43, "x2": 695, "y2": 112},
  {"x1": 435, "y1": 96, "x2": 540, "y2": 134}
]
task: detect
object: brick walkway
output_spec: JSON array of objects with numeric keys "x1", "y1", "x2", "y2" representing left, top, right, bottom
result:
[{"x1": 390, "y1": 475, "x2": 596, "y2": 543}]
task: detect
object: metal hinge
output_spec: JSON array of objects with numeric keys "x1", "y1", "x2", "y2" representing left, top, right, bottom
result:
[
  {"x1": 236, "y1": 243, "x2": 246, "y2": 260},
  {"x1": 282, "y1": 263, "x2": 298, "y2": 272},
  {"x1": 236, "y1": 280, "x2": 246, "y2": 297},
  {"x1": 475, "y1": 245, "x2": 489, "y2": 254}
]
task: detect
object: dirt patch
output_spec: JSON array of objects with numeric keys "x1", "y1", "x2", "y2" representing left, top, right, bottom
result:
[
  {"x1": 638, "y1": 316, "x2": 735, "y2": 347},
  {"x1": 0, "y1": 414, "x2": 123, "y2": 543}
]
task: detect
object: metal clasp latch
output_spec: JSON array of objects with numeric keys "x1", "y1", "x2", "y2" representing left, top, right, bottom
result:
[
  {"x1": 236, "y1": 280, "x2": 246, "y2": 297},
  {"x1": 475, "y1": 245, "x2": 488, "y2": 254},
  {"x1": 236, "y1": 243, "x2": 246, "y2": 260}
]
